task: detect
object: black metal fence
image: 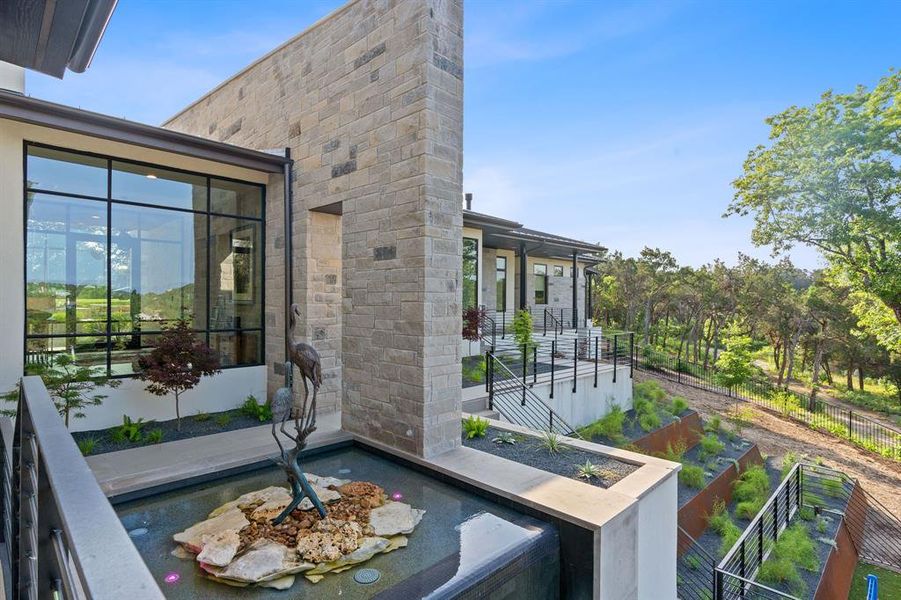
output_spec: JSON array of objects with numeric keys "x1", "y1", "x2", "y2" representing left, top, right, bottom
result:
[
  {"x1": 714, "y1": 463, "x2": 901, "y2": 600},
  {"x1": 636, "y1": 347, "x2": 901, "y2": 460}
]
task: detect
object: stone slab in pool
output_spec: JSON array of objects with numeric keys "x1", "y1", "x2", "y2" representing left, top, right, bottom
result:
[{"x1": 117, "y1": 447, "x2": 560, "y2": 599}]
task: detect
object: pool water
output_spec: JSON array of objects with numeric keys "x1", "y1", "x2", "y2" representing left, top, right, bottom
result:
[{"x1": 117, "y1": 446, "x2": 560, "y2": 599}]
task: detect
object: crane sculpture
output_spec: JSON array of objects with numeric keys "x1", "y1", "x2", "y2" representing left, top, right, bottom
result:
[{"x1": 269, "y1": 303, "x2": 327, "y2": 524}]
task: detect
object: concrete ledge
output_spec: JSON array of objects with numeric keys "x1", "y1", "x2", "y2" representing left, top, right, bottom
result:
[{"x1": 87, "y1": 411, "x2": 349, "y2": 498}]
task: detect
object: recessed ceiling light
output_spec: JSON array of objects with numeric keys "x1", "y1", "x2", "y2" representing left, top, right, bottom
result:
[{"x1": 146, "y1": 174, "x2": 157, "y2": 179}]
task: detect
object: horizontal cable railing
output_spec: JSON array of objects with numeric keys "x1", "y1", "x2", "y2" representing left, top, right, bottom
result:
[
  {"x1": 636, "y1": 347, "x2": 901, "y2": 460},
  {"x1": 714, "y1": 462, "x2": 901, "y2": 600},
  {"x1": 486, "y1": 350, "x2": 580, "y2": 437},
  {"x1": 678, "y1": 525, "x2": 719, "y2": 600},
  {"x1": 1, "y1": 376, "x2": 163, "y2": 599}
]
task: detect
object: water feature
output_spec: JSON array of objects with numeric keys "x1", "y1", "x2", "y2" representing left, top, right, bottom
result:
[{"x1": 117, "y1": 446, "x2": 560, "y2": 598}]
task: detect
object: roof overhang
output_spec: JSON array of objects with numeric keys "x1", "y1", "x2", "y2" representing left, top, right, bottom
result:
[
  {"x1": 0, "y1": 90, "x2": 290, "y2": 173},
  {"x1": 465, "y1": 209, "x2": 605, "y2": 260},
  {"x1": 0, "y1": 0, "x2": 118, "y2": 78}
]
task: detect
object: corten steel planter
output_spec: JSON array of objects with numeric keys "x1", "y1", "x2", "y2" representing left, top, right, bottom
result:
[
  {"x1": 633, "y1": 410, "x2": 703, "y2": 455},
  {"x1": 813, "y1": 482, "x2": 866, "y2": 600},
  {"x1": 677, "y1": 443, "x2": 764, "y2": 548}
]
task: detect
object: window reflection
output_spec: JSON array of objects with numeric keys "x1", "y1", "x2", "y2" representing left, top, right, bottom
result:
[
  {"x1": 211, "y1": 178, "x2": 262, "y2": 218},
  {"x1": 463, "y1": 238, "x2": 478, "y2": 310},
  {"x1": 112, "y1": 161, "x2": 207, "y2": 211},
  {"x1": 26, "y1": 146, "x2": 107, "y2": 198}
]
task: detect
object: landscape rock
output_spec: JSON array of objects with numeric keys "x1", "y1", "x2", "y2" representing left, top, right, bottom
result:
[
  {"x1": 197, "y1": 529, "x2": 241, "y2": 567},
  {"x1": 174, "y1": 508, "x2": 249, "y2": 552},
  {"x1": 208, "y1": 487, "x2": 291, "y2": 518},
  {"x1": 368, "y1": 501, "x2": 425, "y2": 536},
  {"x1": 202, "y1": 539, "x2": 313, "y2": 583}
]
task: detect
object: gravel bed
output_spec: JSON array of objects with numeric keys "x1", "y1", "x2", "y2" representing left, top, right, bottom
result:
[
  {"x1": 72, "y1": 408, "x2": 267, "y2": 455},
  {"x1": 463, "y1": 426, "x2": 638, "y2": 488}
]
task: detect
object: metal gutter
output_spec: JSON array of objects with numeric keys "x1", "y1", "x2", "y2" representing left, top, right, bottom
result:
[{"x1": 0, "y1": 90, "x2": 289, "y2": 173}]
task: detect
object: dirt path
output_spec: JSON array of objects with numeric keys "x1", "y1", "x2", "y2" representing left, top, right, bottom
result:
[{"x1": 635, "y1": 371, "x2": 901, "y2": 519}]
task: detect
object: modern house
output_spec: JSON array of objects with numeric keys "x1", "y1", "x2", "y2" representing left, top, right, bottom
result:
[{"x1": 0, "y1": 2, "x2": 681, "y2": 599}]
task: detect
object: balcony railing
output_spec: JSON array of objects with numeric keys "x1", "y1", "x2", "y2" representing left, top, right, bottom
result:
[{"x1": 0, "y1": 376, "x2": 163, "y2": 599}]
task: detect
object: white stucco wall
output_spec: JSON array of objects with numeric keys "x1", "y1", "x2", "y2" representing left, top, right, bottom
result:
[
  {"x1": 527, "y1": 366, "x2": 633, "y2": 430},
  {"x1": 635, "y1": 469, "x2": 679, "y2": 599},
  {"x1": 0, "y1": 119, "x2": 272, "y2": 421}
]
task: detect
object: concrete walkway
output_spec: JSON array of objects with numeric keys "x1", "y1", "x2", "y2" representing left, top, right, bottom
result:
[{"x1": 87, "y1": 410, "x2": 349, "y2": 498}]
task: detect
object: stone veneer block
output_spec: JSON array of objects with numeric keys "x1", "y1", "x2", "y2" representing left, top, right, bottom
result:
[{"x1": 164, "y1": 0, "x2": 465, "y2": 458}]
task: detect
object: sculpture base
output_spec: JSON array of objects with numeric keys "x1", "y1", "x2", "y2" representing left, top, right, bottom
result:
[{"x1": 172, "y1": 474, "x2": 424, "y2": 590}]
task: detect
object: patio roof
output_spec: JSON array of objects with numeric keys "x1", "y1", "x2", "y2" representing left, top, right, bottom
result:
[
  {"x1": 0, "y1": 90, "x2": 290, "y2": 173},
  {"x1": 464, "y1": 208, "x2": 605, "y2": 260},
  {"x1": 0, "y1": 0, "x2": 118, "y2": 78}
]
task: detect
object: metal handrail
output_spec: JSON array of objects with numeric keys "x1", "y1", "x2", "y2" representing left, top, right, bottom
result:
[
  {"x1": 487, "y1": 350, "x2": 580, "y2": 437},
  {"x1": 1, "y1": 376, "x2": 163, "y2": 599},
  {"x1": 543, "y1": 308, "x2": 562, "y2": 338}
]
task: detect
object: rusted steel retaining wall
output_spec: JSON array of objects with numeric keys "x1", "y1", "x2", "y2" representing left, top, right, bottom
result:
[
  {"x1": 813, "y1": 482, "x2": 866, "y2": 600},
  {"x1": 634, "y1": 410, "x2": 703, "y2": 455}
]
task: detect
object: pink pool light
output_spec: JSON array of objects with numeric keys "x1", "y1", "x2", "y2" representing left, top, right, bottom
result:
[
  {"x1": 391, "y1": 491, "x2": 403, "y2": 501},
  {"x1": 164, "y1": 572, "x2": 181, "y2": 584}
]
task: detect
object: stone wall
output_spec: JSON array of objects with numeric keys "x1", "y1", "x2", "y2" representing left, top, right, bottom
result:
[{"x1": 164, "y1": 0, "x2": 464, "y2": 458}]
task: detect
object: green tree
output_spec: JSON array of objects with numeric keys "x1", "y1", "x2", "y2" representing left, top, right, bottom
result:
[
  {"x1": 728, "y1": 70, "x2": 901, "y2": 330},
  {"x1": 3, "y1": 354, "x2": 121, "y2": 427},
  {"x1": 715, "y1": 322, "x2": 756, "y2": 396}
]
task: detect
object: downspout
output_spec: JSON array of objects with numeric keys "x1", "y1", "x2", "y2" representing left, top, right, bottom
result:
[{"x1": 283, "y1": 147, "x2": 293, "y2": 367}]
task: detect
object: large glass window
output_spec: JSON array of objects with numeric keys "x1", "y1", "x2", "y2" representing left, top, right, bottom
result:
[
  {"x1": 462, "y1": 237, "x2": 479, "y2": 310},
  {"x1": 533, "y1": 264, "x2": 547, "y2": 305},
  {"x1": 24, "y1": 143, "x2": 265, "y2": 374},
  {"x1": 495, "y1": 256, "x2": 507, "y2": 312}
]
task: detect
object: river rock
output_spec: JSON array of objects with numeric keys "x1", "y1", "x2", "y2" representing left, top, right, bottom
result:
[
  {"x1": 174, "y1": 508, "x2": 249, "y2": 552},
  {"x1": 368, "y1": 501, "x2": 425, "y2": 536},
  {"x1": 197, "y1": 529, "x2": 241, "y2": 567}
]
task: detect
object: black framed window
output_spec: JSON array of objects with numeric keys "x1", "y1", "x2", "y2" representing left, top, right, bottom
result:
[
  {"x1": 495, "y1": 256, "x2": 507, "y2": 312},
  {"x1": 462, "y1": 237, "x2": 479, "y2": 310},
  {"x1": 24, "y1": 143, "x2": 265, "y2": 375},
  {"x1": 533, "y1": 264, "x2": 547, "y2": 305},
  {"x1": 553, "y1": 265, "x2": 564, "y2": 277}
]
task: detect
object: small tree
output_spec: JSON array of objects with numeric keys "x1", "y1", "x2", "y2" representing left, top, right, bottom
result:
[
  {"x1": 462, "y1": 306, "x2": 486, "y2": 342},
  {"x1": 512, "y1": 309, "x2": 536, "y2": 368},
  {"x1": 135, "y1": 320, "x2": 220, "y2": 431},
  {"x1": 715, "y1": 321, "x2": 755, "y2": 397},
  {"x1": 2, "y1": 353, "x2": 120, "y2": 427}
]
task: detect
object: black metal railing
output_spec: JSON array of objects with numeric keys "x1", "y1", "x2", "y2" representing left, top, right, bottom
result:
[
  {"x1": 636, "y1": 347, "x2": 901, "y2": 461},
  {"x1": 543, "y1": 307, "x2": 563, "y2": 338},
  {"x1": 0, "y1": 376, "x2": 163, "y2": 599},
  {"x1": 486, "y1": 350, "x2": 579, "y2": 436},
  {"x1": 714, "y1": 462, "x2": 901, "y2": 599},
  {"x1": 678, "y1": 525, "x2": 718, "y2": 600}
]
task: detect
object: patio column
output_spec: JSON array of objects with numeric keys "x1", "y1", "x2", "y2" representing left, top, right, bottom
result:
[
  {"x1": 519, "y1": 243, "x2": 527, "y2": 310},
  {"x1": 586, "y1": 271, "x2": 593, "y2": 326},
  {"x1": 571, "y1": 250, "x2": 578, "y2": 327}
]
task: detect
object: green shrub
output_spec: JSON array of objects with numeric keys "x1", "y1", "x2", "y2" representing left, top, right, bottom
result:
[
  {"x1": 575, "y1": 459, "x2": 605, "y2": 480},
  {"x1": 660, "y1": 440, "x2": 687, "y2": 463},
  {"x1": 705, "y1": 415, "x2": 722, "y2": 433},
  {"x1": 669, "y1": 396, "x2": 689, "y2": 415},
  {"x1": 633, "y1": 380, "x2": 666, "y2": 404},
  {"x1": 492, "y1": 431, "x2": 517, "y2": 445},
  {"x1": 780, "y1": 451, "x2": 799, "y2": 478},
  {"x1": 758, "y1": 524, "x2": 818, "y2": 595},
  {"x1": 698, "y1": 433, "x2": 725, "y2": 460},
  {"x1": 680, "y1": 464, "x2": 706, "y2": 489},
  {"x1": 684, "y1": 555, "x2": 701, "y2": 570},
  {"x1": 77, "y1": 437, "x2": 97, "y2": 456},
  {"x1": 112, "y1": 415, "x2": 145, "y2": 443},
  {"x1": 462, "y1": 357, "x2": 487, "y2": 384},
  {"x1": 540, "y1": 430, "x2": 564, "y2": 454},
  {"x1": 240, "y1": 395, "x2": 273, "y2": 422},
  {"x1": 821, "y1": 477, "x2": 844, "y2": 498},
  {"x1": 798, "y1": 506, "x2": 815, "y2": 521},
  {"x1": 638, "y1": 410, "x2": 661, "y2": 432},
  {"x1": 708, "y1": 500, "x2": 742, "y2": 557},
  {"x1": 215, "y1": 413, "x2": 232, "y2": 427},
  {"x1": 579, "y1": 406, "x2": 626, "y2": 442},
  {"x1": 146, "y1": 428, "x2": 164, "y2": 444},
  {"x1": 194, "y1": 410, "x2": 211, "y2": 422},
  {"x1": 733, "y1": 465, "x2": 770, "y2": 519},
  {"x1": 462, "y1": 415, "x2": 489, "y2": 439}
]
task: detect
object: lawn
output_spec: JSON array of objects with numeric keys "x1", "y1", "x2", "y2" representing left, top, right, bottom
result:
[{"x1": 847, "y1": 562, "x2": 901, "y2": 599}]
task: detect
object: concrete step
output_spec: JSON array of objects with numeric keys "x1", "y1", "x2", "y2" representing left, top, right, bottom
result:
[
  {"x1": 462, "y1": 395, "x2": 489, "y2": 413},
  {"x1": 472, "y1": 409, "x2": 500, "y2": 420}
]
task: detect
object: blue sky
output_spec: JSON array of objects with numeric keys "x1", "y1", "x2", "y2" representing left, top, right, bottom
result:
[{"x1": 26, "y1": 0, "x2": 901, "y2": 270}]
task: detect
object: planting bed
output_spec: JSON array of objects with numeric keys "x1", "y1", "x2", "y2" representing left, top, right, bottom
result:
[
  {"x1": 72, "y1": 408, "x2": 268, "y2": 455},
  {"x1": 579, "y1": 406, "x2": 700, "y2": 450},
  {"x1": 462, "y1": 426, "x2": 638, "y2": 488}
]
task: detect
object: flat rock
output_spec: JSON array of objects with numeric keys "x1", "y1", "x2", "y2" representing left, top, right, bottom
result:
[
  {"x1": 208, "y1": 487, "x2": 291, "y2": 518},
  {"x1": 305, "y1": 537, "x2": 391, "y2": 579},
  {"x1": 203, "y1": 539, "x2": 314, "y2": 583},
  {"x1": 368, "y1": 501, "x2": 425, "y2": 536},
  {"x1": 305, "y1": 473, "x2": 350, "y2": 488},
  {"x1": 174, "y1": 508, "x2": 249, "y2": 552},
  {"x1": 197, "y1": 529, "x2": 241, "y2": 567},
  {"x1": 259, "y1": 575, "x2": 296, "y2": 590}
]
